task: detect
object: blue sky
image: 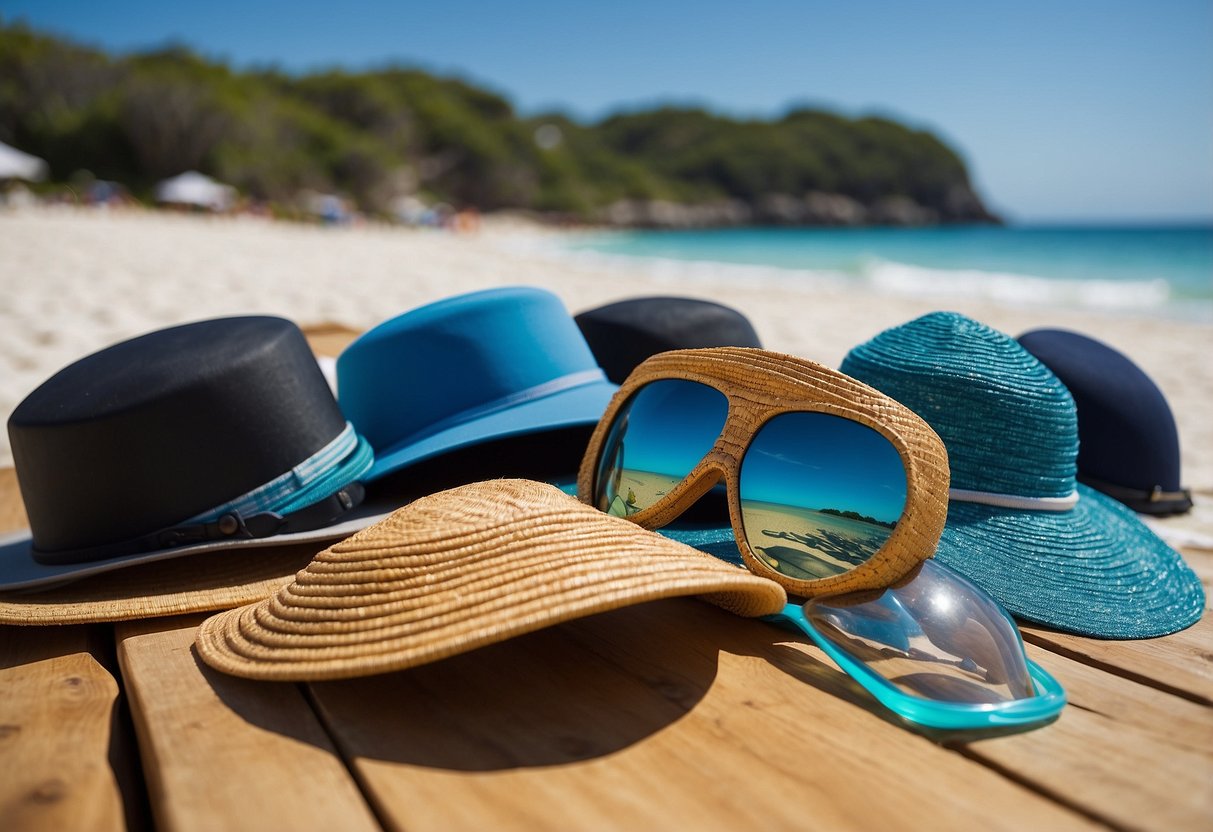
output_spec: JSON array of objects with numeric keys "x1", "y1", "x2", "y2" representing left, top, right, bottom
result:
[
  {"x1": 740, "y1": 414, "x2": 906, "y2": 523},
  {"x1": 3, "y1": 0, "x2": 1210, "y2": 222}
]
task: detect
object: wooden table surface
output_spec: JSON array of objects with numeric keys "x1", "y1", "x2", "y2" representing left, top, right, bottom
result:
[{"x1": 1, "y1": 331, "x2": 1210, "y2": 832}]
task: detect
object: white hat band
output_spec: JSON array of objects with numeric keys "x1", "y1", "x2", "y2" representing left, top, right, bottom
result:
[{"x1": 948, "y1": 488, "x2": 1079, "y2": 512}]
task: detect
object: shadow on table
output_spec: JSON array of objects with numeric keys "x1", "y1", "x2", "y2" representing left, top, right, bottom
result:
[
  {"x1": 197, "y1": 594, "x2": 1048, "y2": 773},
  {"x1": 291, "y1": 597, "x2": 915, "y2": 770}
]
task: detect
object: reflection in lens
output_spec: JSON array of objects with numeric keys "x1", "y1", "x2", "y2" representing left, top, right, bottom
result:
[
  {"x1": 740, "y1": 412, "x2": 906, "y2": 580},
  {"x1": 804, "y1": 560, "x2": 1036, "y2": 703},
  {"x1": 594, "y1": 379, "x2": 729, "y2": 518}
]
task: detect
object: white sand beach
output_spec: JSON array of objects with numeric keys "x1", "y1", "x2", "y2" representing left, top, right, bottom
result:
[{"x1": 2, "y1": 206, "x2": 1211, "y2": 537}]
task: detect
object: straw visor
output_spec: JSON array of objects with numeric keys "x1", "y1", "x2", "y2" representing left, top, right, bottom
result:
[
  {"x1": 840, "y1": 312, "x2": 1205, "y2": 639},
  {"x1": 197, "y1": 479, "x2": 787, "y2": 681}
]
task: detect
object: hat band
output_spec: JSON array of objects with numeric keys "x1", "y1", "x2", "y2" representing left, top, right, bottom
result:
[
  {"x1": 1076, "y1": 473, "x2": 1193, "y2": 515},
  {"x1": 948, "y1": 488, "x2": 1079, "y2": 512},
  {"x1": 388, "y1": 368, "x2": 608, "y2": 450},
  {"x1": 187, "y1": 422, "x2": 371, "y2": 522},
  {"x1": 31, "y1": 423, "x2": 375, "y2": 565}
]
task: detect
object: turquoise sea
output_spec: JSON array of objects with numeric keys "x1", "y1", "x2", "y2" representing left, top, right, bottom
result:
[{"x1": 563, "y1": 226, "x2": 1213, "y2": 320}]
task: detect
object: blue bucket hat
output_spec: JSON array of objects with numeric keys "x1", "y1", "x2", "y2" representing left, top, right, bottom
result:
[
  {"x1": 338, "y1": 287, "x2": 619, "y2": 482},
  {"x1": 839, "y1": 311, "x2": 1204, "y2": 639}
]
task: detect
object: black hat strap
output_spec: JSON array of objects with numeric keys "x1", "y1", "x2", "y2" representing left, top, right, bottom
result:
[{"x1": 1077, "y1": 474, "x2": 1193, "y2": 515}]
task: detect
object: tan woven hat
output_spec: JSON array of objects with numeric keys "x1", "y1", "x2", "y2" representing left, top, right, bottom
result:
[{"x1": 196, "y1": 479, "x2": 787, "y2": 681}]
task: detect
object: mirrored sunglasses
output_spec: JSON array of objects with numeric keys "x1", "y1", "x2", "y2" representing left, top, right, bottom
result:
[{"x1": 578, "y1": 347, "x2": 950, "y2": 597}]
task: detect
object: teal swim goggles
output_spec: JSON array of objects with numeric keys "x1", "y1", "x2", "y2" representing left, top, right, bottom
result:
[
  {"x1": 767, "y1": 558, "x2": 1065, "y2": 730},
  {"x1": 575, "y1": 348, "x2": 1066, "y2": 730}
]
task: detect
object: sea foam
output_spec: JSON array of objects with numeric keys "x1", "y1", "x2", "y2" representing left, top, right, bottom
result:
[
  {"x1": 862, "y1": 258, "x2": 1172, "y2": 311},
  {"x1": 542, "y1": 242, "x2": 1187, "y2": 316}
]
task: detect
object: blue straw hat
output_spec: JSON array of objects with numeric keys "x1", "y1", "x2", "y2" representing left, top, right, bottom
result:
[
  {"x1": 840, "y1": 311, "x2": 1204, "y2": 639},
  {"x1": 338, "y1": 287, "x2": 619, "y2": 482}
]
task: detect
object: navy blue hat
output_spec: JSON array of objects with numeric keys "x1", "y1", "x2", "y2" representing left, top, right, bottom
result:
[{"x1": 1017, "y1": 329, "x2": 1192, "y2": 516}]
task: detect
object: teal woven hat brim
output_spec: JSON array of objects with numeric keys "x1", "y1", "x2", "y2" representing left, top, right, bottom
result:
[
  {"x1": 841, "y1": 311, "x2": 1205, "y2": 639},
  {"x1": 935, "y1": 484, "x2": 1204, "y2": 638}
]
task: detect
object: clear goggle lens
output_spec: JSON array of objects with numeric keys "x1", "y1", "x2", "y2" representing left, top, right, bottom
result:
[{"x1": 803, "y1": 559, "x2": 1035, "y2": 704}]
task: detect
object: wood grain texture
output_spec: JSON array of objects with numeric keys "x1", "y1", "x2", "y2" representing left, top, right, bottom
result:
[
  {"x1": 117, "y1": 616, "x2": 381, "y2": 832},
  {"x1": 0, "y1": 467, "x2": 27, "y2": 533},
  {"x1": 954, "y1": 643, "x2": 1213, "y2": 831},
  {"x1": 1021, "y1": 611, "x2": 1213, "y2": 706},
  {"x1": 310, "y1": 598, "x2": 1096, "y2": 832},
  {"x1": 0, "y1": 324, "x2": 1208, "y2": 831},
  {"x1": 0, "y1": 626, "x2": 125, "y2": 832}
]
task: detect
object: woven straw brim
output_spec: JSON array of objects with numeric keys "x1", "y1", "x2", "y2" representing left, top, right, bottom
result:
[
  {"x1": 936, "y1": 484, "x2": 1205, "y2": 639},
  {"x1": 0, "y1": 542, "x2": 322, "y2": 624},
  {"x1": 196, "y1": 479, "x2": 787, "y2": 681}
]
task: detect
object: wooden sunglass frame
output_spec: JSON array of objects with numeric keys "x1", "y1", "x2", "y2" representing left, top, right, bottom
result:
[{"x1": 577, "y1": 347, "x2": 951, "y2": 597}]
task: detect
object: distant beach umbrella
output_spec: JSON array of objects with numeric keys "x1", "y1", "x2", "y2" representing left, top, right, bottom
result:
[
  {"x1": 0, "y1": 140, "x2": 49, "y2": 182},
  {"x1": 154, "y1": 171, "x2": 236, "y2": 211}
]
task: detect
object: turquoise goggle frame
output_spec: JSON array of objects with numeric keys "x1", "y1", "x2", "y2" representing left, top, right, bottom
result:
[{"x1": 770, "y1": 601, "x2": 1066, "y2": 730}]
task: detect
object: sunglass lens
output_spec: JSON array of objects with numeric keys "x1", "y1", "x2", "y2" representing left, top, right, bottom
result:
[
  {"x1": 803, "y1": 560, "x2": 1036, "y2": 703},
  {"x1": 740, "y1": 412, "x2": 906, "y2": 580},
  {"x1": 593, "y1": 379, "x2": 728, "y2": 517}
]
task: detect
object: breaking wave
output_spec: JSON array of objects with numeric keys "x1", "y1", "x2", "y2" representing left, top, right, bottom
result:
[{"x1": 535, "y1": 236, "x2": 1209, "y2": 320}]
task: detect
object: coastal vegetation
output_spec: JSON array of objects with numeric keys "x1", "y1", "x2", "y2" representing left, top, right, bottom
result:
[
  {"x1": 0, "y1": 21, "x2": 997, "y2": 226},
  {"x1": 818, "y1": 507, "x2": 897, "y2": 529}
]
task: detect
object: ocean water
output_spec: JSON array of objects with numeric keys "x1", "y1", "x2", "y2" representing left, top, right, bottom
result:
[{"x1": 563, "y1": 226, "x2": 1213, "y2": 320}]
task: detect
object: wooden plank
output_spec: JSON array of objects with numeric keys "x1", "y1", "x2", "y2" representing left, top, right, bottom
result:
[
  {"x1": 953, "y1": 644, "x2": 1213, "y2": 832},
  {"x1": 303, "y1": 324, "x2": 360, "y2": 358},
  {"x1": 0, "y1": 625, "x2": 125, "y2": 832},
  {"x1": 1021, "y1": 612, "x2": 1213, "y2": 706},
  {"x1": 117, "y1": 616, "x2": 381, "y2": 832},
  {"x1": 1019, "y1": 645, "x2": 1211, "y2": 757},
  {"x1": 0, "y1": 467, "x2": 27, "y2": 533},
  {"x1": 1017, "y1": 545, "x2": 1212, "y2": 706},
  {"x1": 309, "y1": 598, "x2": 1097, "y2": 832}
]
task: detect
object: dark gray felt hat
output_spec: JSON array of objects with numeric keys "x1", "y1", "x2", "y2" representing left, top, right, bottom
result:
[{"x1": 1, "y1": 316, "x2": 386, "y2": 595}]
